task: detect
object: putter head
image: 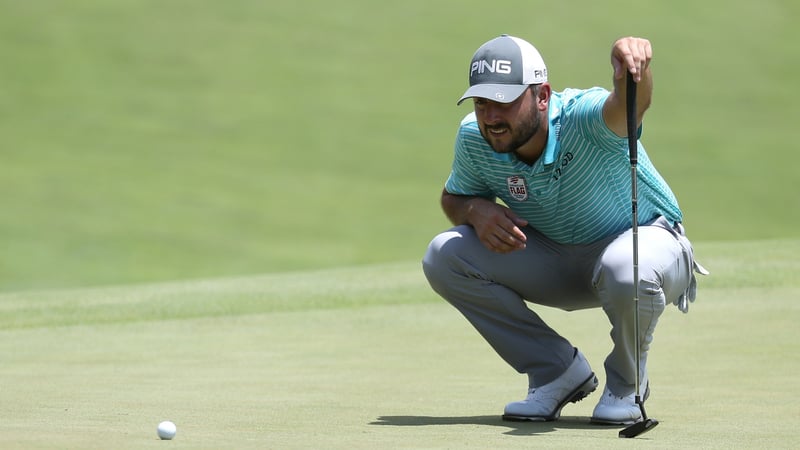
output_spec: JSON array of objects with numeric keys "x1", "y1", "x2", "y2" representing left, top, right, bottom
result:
[{"x1": 618, "y1": 418, "x2": 659, "y2": 438}]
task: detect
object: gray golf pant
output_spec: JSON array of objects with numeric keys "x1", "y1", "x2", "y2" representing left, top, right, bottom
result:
[{"x1": 422, "y1": 216, "x2": 697, "y2": 396}]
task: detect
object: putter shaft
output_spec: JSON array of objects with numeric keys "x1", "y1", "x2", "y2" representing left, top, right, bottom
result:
[{"x1": 618, "y1": 71, "x2": 658, "y2": 439}]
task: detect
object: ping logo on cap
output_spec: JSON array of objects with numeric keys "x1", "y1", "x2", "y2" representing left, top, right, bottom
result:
[
  {"x1": 470, "y1": 59, "x2": 512, "y2": 77},
  {"x1": 457, "y1": 34, "x2": 548, "y2": 105}
]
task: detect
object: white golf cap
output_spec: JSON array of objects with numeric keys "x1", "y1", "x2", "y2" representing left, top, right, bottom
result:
[{"x1": 457, "y1": 34, "x2": 548, "y2": 105}]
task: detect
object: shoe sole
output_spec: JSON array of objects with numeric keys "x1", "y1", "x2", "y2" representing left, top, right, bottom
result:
[
  {"x1": 589, "y1": 416, "x2": 639, "y2": 426},
  {"x1": 502, "y1": 372, "x2": 599, "y2": 422}
]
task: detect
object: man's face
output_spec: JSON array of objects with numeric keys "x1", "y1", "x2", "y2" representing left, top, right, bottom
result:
[{"x1": 474, "y1": 86, "x2": 541, "y2": 154}]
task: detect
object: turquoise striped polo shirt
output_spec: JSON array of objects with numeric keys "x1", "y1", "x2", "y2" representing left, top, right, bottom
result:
[{"x1": 445, "y1": 87, "x2": 682, "y2": 244}]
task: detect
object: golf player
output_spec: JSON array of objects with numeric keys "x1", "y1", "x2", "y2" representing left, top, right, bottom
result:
[{"x1": 422, "y1": 35, "x2": 708, "y2": 424}]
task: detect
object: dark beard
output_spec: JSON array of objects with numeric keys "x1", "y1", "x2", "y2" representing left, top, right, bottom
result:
[{"x1": 480, "y1": 104, "x2": 541, "y2": 154}]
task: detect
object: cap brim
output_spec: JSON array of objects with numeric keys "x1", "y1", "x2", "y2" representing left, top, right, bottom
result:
[{"x1": 457, "y1": 84, "x2": 528, "y2": 105}]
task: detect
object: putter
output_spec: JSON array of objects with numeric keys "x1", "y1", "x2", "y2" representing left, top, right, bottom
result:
[{"x1": 618, "y1": 71, "x2": 659, "y2": 439}]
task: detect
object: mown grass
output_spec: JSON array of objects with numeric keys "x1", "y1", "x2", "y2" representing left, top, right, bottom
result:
[
  {"x1": 1, "y1": 0, "x2": 799, "y2": 292},
  {"x1": 1, "y1": 2, "x2": 798, "y2": 446},
  {"x1": 1, "y1": 238, "x2": 796, "y2": 329},
  {"x1": 0, "y1": 240, "x2": 798, "y2": 449}
]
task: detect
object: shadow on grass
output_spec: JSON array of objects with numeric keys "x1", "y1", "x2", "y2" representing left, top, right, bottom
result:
[{"x1": 370, "y1": 415, "x2": 623, "y2": 436}]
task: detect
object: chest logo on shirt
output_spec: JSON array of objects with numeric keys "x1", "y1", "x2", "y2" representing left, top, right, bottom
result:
[{"x1": 506, "y1": 176, "x2": 528, "y2": 201}]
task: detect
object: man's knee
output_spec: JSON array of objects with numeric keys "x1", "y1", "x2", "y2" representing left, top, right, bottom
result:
[
  {"x1": 423, "y1": 227, "x2": 465, "y2": 288},
  {"x1": 422, "y1": 225, "x2": 483, "y2": 297},
  {"x1": 593, "y1": 233, "x2": 670, "y2": 312}
]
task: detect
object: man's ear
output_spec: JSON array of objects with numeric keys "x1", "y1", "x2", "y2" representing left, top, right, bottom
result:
[{"x1": 538, "y1": 83, "x2": 552, "y2": 110}]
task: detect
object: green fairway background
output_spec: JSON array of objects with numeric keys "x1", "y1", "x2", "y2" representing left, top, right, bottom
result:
[
  {"x1": 2, "y1": 0, "x2": 799, "y2": 448},
  {"x1": 2, "y1": 0, "x2": 798, "y2": 292}
]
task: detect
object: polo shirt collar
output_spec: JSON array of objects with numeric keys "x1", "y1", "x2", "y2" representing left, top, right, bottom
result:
[{"x1": 540, "y1": 92, "x2": 562, "y2": 166}]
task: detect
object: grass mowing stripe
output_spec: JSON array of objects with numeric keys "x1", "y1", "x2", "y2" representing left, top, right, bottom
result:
[
  {"x1": 0, "y1": 262, "x2": 437, "y2": 329},
  {"x1": 2, "y1": 239, "x2": 798, "y2": 330},
  {"x1": 693, "y1": 239, "x2": 800, "y2": 288}
]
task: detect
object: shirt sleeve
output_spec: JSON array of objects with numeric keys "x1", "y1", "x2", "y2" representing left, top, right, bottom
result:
[
  {"x1": 567, "y1": 87, "x2": 634, "y2": 151},
  {"x1": 444, "y1": 123, "x2": 495, "y2": 199}
]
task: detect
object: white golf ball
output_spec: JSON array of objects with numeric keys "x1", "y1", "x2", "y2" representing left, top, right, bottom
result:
[{"x1": 157, "y1": 421, "x2": 177, "y2": 440}]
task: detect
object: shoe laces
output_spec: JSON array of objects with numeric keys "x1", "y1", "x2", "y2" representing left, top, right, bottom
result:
[
  {"x1": 600, "y1": 389, "x2": 633, "y2": 406},
  {"x1": 606, "y1": 390, "x2": 626, "y2": 400}
]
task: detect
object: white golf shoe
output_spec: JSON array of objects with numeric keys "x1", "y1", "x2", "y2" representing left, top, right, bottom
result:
[
  {"x1": 502, "y1": 350, "x2": 598, "y2": 421},
  {"x1": 590, "y1": 384, "x2": 650, "y2": 425}
]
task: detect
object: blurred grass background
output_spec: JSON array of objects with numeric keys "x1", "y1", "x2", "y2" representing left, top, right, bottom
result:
[
  {"x1": 1, "y1": 0, "x2": 798, "y2": 292},
  {"x1": 2, "y1": 3, "x2": 799, "y2": 448}
]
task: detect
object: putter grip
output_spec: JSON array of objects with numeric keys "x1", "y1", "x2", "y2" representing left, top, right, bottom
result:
[{"x1": 626, "y1": 72, "x2": 638, "y2": 165}]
